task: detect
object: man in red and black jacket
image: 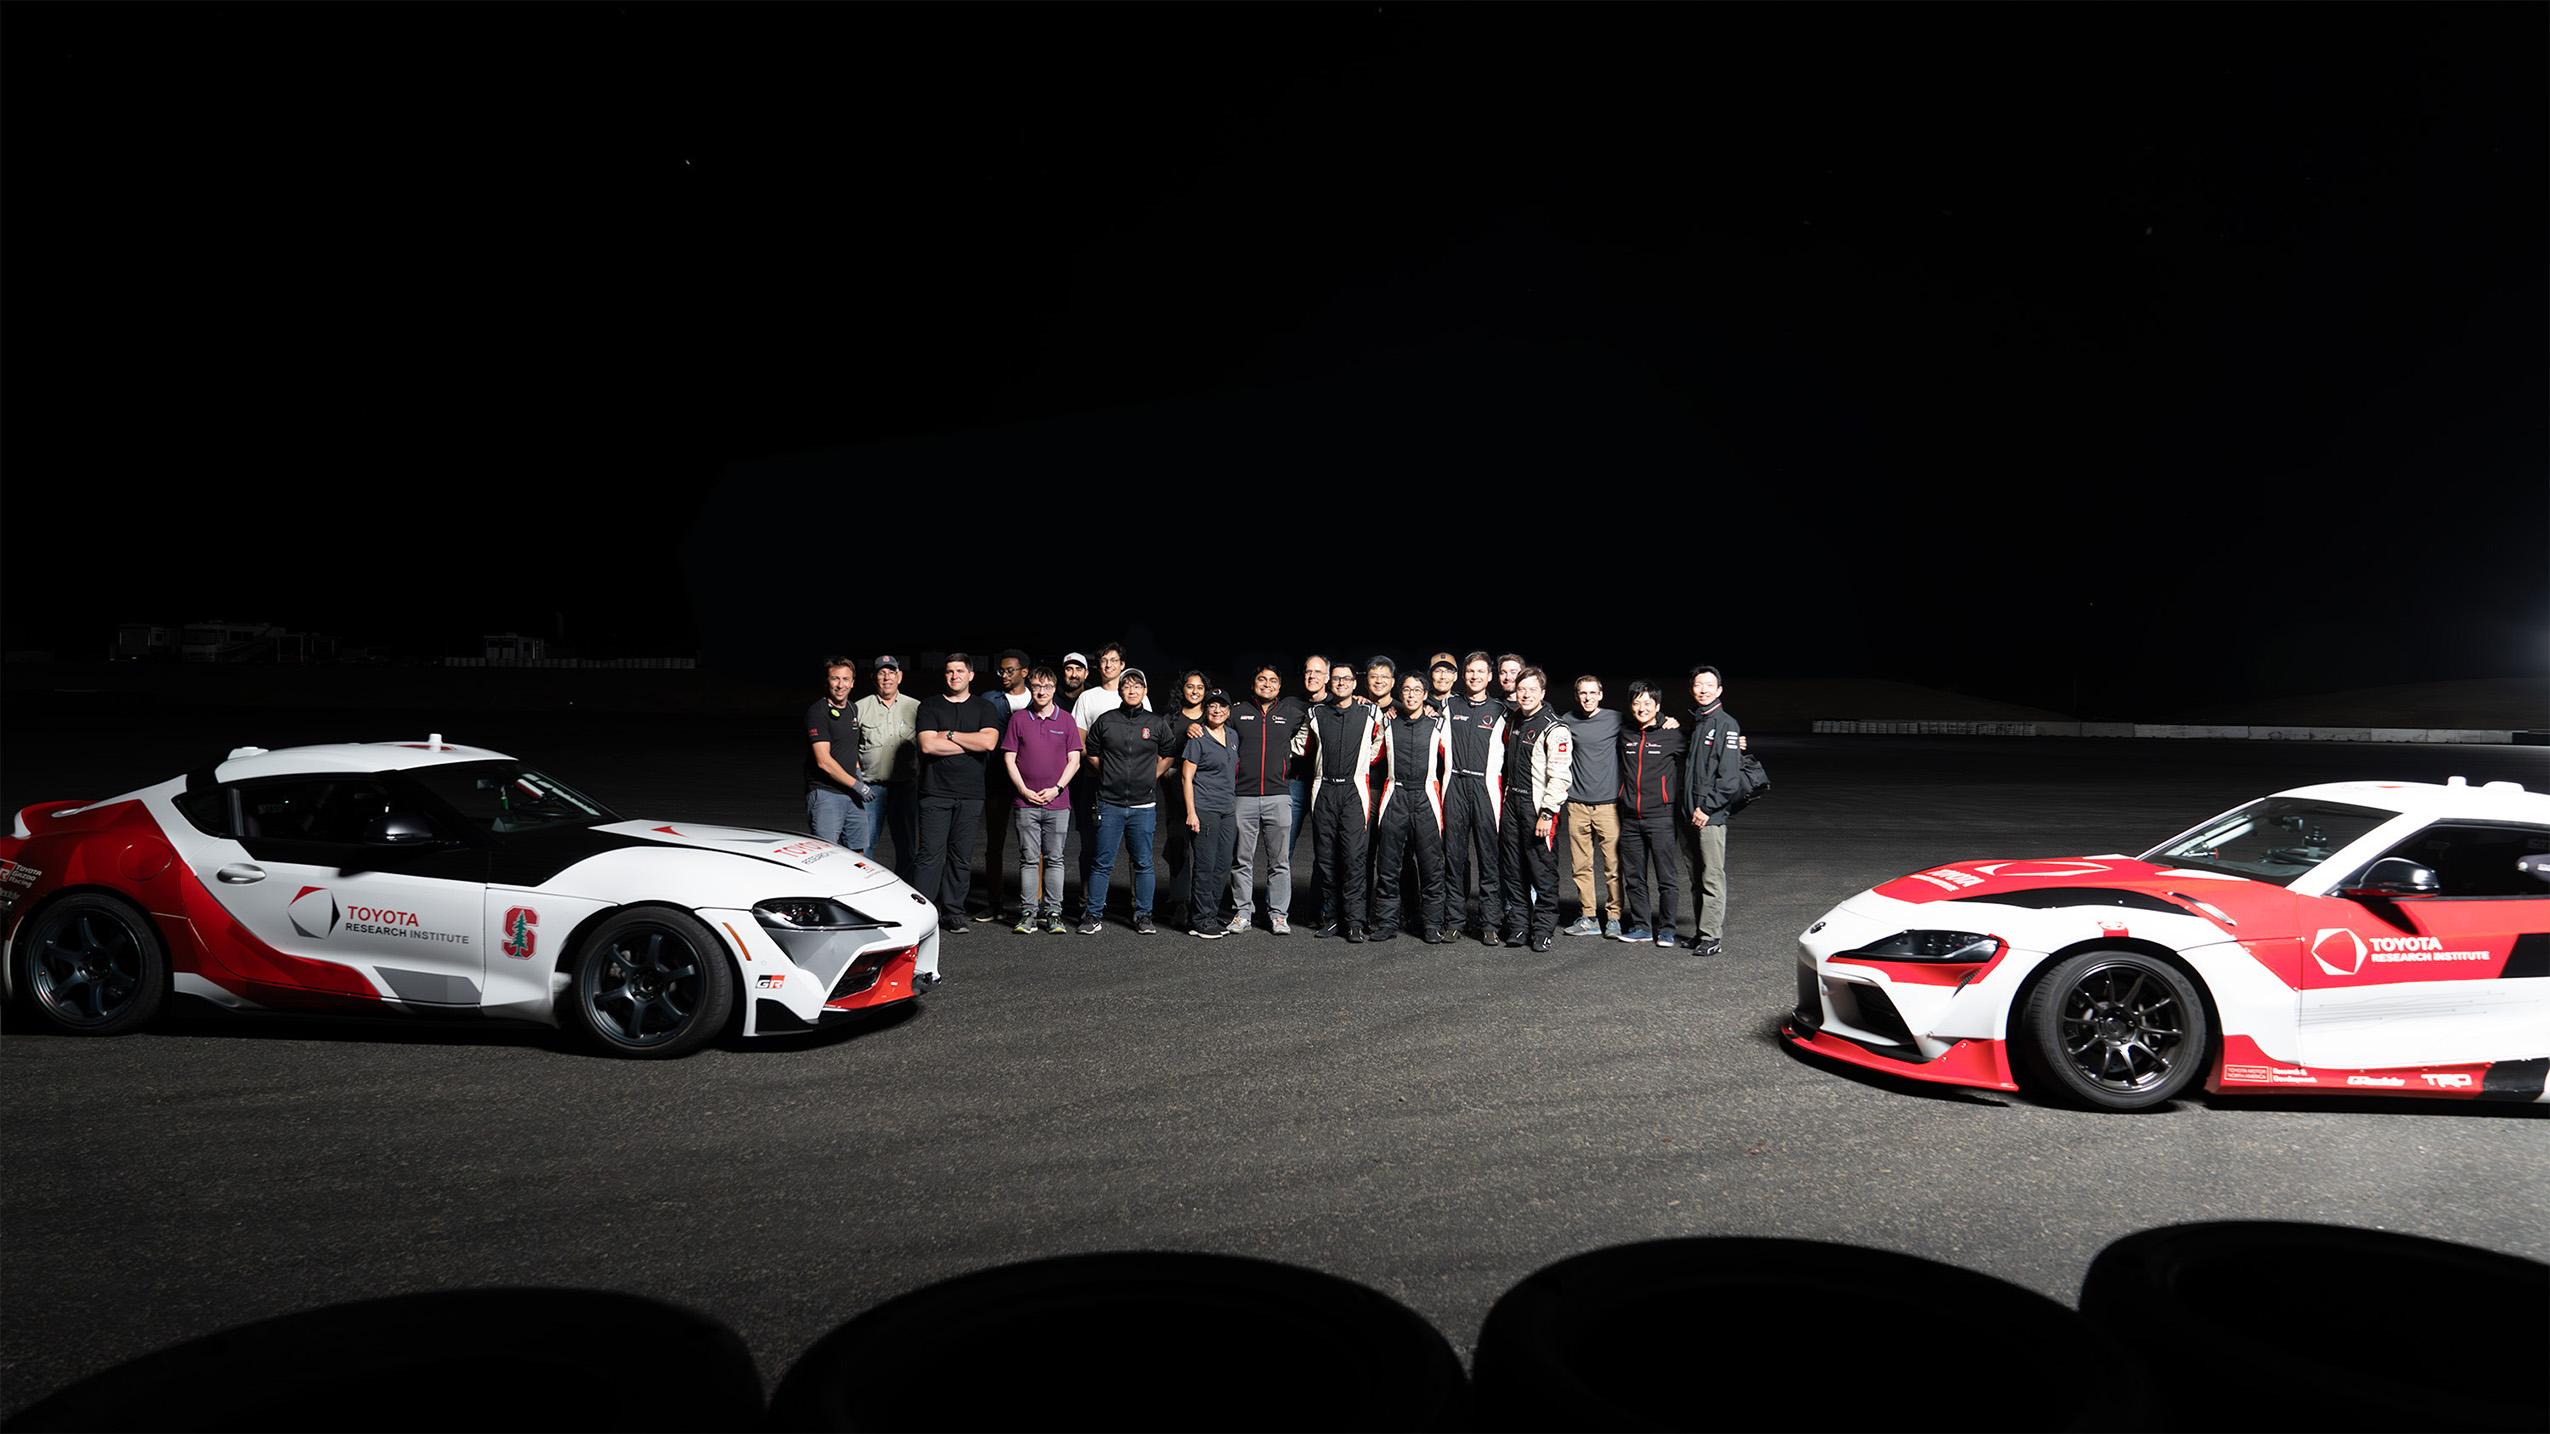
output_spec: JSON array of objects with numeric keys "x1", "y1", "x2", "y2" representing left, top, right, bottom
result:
[
  {"x1": 1224, "y1": 664, "x2": 1308, "y2": 935},
  {"x1": 1616, "y1": 681, "x2": 1687, "y2": 947}
]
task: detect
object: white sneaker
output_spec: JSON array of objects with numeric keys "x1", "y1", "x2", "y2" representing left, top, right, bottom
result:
[{"x1": 1225, "y1": 917, "x2": 1251, "y2": 936}]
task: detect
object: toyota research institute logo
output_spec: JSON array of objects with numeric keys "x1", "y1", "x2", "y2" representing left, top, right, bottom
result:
[
  {"x1": 289, "y1": 885, "x2": 341, "y2": 939},
  {"x1": 2311, "y1": 927, "x2": 2369, "y2": 977}
]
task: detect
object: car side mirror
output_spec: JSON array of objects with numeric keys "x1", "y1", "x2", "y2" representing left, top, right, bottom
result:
[
  {"x1": 363, "y1": 812, "x2": 441, "y2": 846},
  {"x1": 2340, "y1": 857, "x2": 2441, "y2": 899},
  {"x1": 2519, "y1": 853, "x2": 2550, "y2": 889}
]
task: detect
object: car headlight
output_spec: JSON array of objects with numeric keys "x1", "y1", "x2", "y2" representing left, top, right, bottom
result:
[
  {"x1": 1846, "y1": 929, "x2": 2004, "y2": 962},
  {"x1": 753, "y1": 898, "x2": 888, "y2": 931}
]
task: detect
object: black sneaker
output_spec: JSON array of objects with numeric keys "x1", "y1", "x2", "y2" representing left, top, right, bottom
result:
[
  {"x1": 1531, "y1": 934, "x2": 1555, "y2": 953},
  {"x1": 1695, "y1": 936, "x2": 1724, "y2": 957},
  {"x1": 914, "y1": 972, "x2": 943, "y2": 993},
  {"x1": 1422, "y1": 929, "x2": 1447, "y2": 944},
  {"x1": 1076, "y1": 918, "x2": 1104, "y2": 936},
  {"x1": 1481, "y1": 930, "x2": 1503, "y2": 949},
  {"x1": 1044, "y1": 915, "x2": 1069, "y2": 934},
  {"x1": 940, "y1": 921, "x2": 969, "y2": 936},
  {"x1": 1132, "y1": 915, "x2": 1158, "y2": 935},
  {"x1": 1312, "y1": 924, "x2": 1341, "y2": 940},
  {"x1": 1368, "y1": 928, "x2": 1398, "y2": 942},
  {"x1": 1345, "y1": 926, "x2": 1367, "y2": 943}
]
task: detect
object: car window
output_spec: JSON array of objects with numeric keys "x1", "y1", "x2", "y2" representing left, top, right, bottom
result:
[
  {"x1": 2367, "y1": 823, "x2": 2550, "y2": 899},
  {"x1": 237, "y1": 779, "x2": 401, "y2": 846},
  {"x1": 401, "y1": 762, "x2": 615, "y2": 835},
  {"x1": 173, "y1": 785, "x2": 234, "y2": 838},
  {"x1": 2142, "y1": 797, "x2": 2395, "y2": 885}
]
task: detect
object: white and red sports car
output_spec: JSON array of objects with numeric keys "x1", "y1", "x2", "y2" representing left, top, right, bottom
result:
[
  {"x1": 0, "y1": 738, "x2": 935, "y2": 1057},
  {"x1": 1786, "y1": 777, "x2": 2550, "y2": 1109}
]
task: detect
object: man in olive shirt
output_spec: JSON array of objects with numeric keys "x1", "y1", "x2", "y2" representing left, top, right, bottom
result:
[{"x1": 855, "y1": 656, "x2": 921, "y2": 877}]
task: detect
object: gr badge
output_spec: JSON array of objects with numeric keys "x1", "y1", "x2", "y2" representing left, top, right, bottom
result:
[{"x1": 500, "y1": 906, "x2": 538, "y2": 959}]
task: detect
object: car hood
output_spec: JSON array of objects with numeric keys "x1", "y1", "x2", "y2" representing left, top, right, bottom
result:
[
  {"x1": 589, "y1": 820, "x2": 905, "y2": 893},
  {"x1": 1859, "y1": 854, "x2": 2292, "y2": 933}
]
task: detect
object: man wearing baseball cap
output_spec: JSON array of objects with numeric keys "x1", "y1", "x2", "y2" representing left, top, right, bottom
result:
[{"x1": 854, "y1": 654, "x2": 921, "y2": 878}]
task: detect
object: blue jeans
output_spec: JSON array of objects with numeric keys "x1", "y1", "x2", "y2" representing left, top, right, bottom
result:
[
  {"x1": 1083, "y1": 802, "x2": 1158, "y2": 922},
  {"x1": 807, "y1": 786, "x2": 871, "y2": 854}
]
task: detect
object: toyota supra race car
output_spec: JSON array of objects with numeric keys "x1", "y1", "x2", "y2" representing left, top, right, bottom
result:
[
  {"x1": 1, "y1": 738, "x2": 937, "y2": 1057},
  {"x1": 1786, "y1": 777, "x2": 2550, "y2": 1109}
]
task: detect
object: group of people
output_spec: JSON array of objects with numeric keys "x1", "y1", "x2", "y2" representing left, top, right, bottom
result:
[{"x1": 804, "y1": 646, "x2": 1748, "y2": 985}]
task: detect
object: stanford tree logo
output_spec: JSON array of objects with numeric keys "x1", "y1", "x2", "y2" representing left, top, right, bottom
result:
[{"x1": 500, "y1": 906, "x2": 539, "y2": 960}]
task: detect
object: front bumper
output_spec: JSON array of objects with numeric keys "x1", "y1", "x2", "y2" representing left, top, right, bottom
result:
[
  {"x1": 1784, "y1": 897, "x2": 2023, "y2": 1094},
  {"x1": 703, "y1": 892, "x2": 936, "y2": 1037}
]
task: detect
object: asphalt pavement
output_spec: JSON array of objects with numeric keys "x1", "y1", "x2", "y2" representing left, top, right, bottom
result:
[{"x1": 4, "y1": 707, "x2": 2545, "y2": 1414}]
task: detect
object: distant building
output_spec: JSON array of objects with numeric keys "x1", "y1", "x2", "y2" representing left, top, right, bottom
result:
[{"x1": 116, "y1": 619, "x2": 333, "y2": 663}]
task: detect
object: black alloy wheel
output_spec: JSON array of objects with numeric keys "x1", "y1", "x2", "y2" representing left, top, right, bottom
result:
[
  {"x1": 23, "y1": 894, "x2": 167, "y2": 1035},
  {"x1": 569, "y1": 909, "x2": 734, "y2": 1058},
  {"x1": 2021, "y1": 949, "x2": 2210, "y2": 1111}
]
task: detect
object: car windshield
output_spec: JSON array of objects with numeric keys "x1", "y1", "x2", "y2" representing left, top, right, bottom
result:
[
  {"x1": 2141, "y1": 796, "x2": 2395, "y2": 884},
  {"x1": 402, "y1": 761, "x2": 618, "y2": 835}
]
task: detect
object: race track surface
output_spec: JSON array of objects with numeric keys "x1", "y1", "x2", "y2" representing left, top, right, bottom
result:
[{"x1": 4, "y1": 707, "x2": 2545, "y2": 1412}]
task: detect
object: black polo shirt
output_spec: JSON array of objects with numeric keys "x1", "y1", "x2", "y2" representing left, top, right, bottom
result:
[{"x1": 803, "y1": 699, "x2": 863, "y2": 795}]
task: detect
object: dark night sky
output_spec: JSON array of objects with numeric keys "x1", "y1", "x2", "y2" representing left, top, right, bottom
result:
[{"x1": 3, "y1": 4, "x2": 2542, "y2": 714}]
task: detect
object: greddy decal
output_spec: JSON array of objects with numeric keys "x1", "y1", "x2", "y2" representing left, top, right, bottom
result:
[{"x1": 500, "y1": 906, "x2": 538, "y2": 959}]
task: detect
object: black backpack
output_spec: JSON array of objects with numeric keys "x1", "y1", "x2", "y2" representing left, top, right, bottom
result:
[{"x1": 1729, "y1": 747, "x2": 1770, "y2": 811}]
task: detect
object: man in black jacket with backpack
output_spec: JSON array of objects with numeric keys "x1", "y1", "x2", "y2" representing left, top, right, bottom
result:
[{"x1": 1680, "y1": 665, "x2": 1745, "y2": 956}]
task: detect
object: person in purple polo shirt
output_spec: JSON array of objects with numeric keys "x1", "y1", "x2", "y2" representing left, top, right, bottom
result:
[{"x1": 1000, "y1": 665, "x2": 1083, "y2": 934}]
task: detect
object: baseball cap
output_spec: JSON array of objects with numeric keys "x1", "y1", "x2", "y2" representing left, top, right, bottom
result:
[
  {"x1": 1063, "y1": 651, "x2": 1089, "y2": 667},
  {"x1": 873, "y1": 655, "x2": 902, "y2": 671},
  {"x1": 1119, "y1": 667, "x2": 1149, "y2": 688},
  {"x1": 1204, "y1": 688, "x2": 1232, "y2": 707}
]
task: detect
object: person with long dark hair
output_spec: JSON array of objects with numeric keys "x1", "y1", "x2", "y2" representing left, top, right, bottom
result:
[{"x1": 1180, "y1": 689, "x2": 1239, "y2": 940}]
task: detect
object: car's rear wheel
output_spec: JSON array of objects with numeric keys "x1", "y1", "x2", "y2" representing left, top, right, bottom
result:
[
  {"x1": 2020, "y1": 949, "x2": 2208, "y2": 1111},
  {"x1": 568, "y1": 908, "x2": 734, "y2": 1058},
  {"x1": 21, "y1": 893, "x2": 167, "y2": 1036}
]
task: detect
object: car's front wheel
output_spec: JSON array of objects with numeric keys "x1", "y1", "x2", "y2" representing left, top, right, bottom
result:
[
  {"x1": 19, "y1": 893, "x2": 167, "y2": 1036},
  {"x1": 567, "y1": 908, "x2": 735, "y2": 1058},
  {"x1": 2020, "y1": 949, "x2": 2209, "y2": 1111}
]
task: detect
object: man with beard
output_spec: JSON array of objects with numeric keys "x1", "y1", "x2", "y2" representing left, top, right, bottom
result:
[
  {"x1": 1496, "y1": 653, "x2": 1525, "y2": 702},
  {"x1": 1496, "y1": 668, "x2": 1573, "y2": 953},
  {"x1": 1370, "y1": 673, "x2": 1451, "y2": 943},
  {"x1": 1290, "y1": 660, "x2": 1384, "y2": 941},
  {"x1": 975, "y1": 648, "x2": 1034, "y2": 923},
  {"x1": 1440, "y1": 651, "x2": 1508, "y2": 945}
]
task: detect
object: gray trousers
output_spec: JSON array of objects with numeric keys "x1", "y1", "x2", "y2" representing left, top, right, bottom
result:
[
  {"x1": 1014, "y1": 806, "x2": 1071, "y2": 917},
  {"x1": 1679, "y1": 819, "x2": 1730, "y2": 940},
  {"x1": 1228, "y1": 793, "x2": 1294, "y2": 926}
]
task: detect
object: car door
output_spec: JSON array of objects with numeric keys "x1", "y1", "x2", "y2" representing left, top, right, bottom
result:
[
  {"x1": 197, "y1": 775, "x2": 490, "y2": 1006},
  {"x1": 2295, "y1": 821, "x2": 2550, "y2": 1073}
]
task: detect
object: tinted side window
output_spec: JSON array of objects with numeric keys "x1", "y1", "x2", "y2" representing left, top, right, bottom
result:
[
  {"x1": 237, "y1": 779, "x2": 400, "y2": 846},
  {"x1": 173, "y1": 786, "x2": 234, "y2": 837},
  {"x1": 2377, "y1": 823, "x2": 2550, "y2": 899}
]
